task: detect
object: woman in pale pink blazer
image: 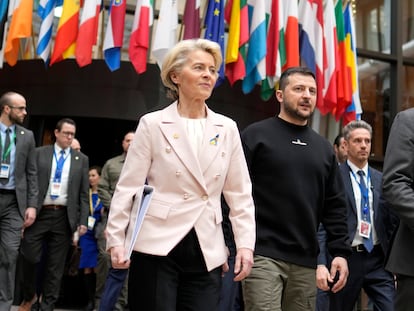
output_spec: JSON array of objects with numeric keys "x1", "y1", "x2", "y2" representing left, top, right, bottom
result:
[{"x1": 105, "y1": 39, "x2": 256, "y2": 311}]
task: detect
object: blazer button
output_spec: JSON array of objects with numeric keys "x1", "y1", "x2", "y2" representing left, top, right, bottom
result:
[
  {"x1": 176, "y1": 170, "x2": 181, "y2": 176},
  {"x1": 183, "y1": 193, "x2": 189, "y2": 200},
  {"x1": 166, "y1": 146, "x2": 172, "y2": 153},
  {"x1": 201, "y1": 195, "x2": 208, "y2": 201}
]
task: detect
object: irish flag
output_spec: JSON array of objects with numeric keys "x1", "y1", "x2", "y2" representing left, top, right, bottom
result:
[{"x1": 4, "y1": 0, "x2": 33, "y2": 66}]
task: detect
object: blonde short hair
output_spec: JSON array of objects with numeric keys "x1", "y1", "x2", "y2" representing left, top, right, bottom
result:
[{"x1": 160, "y1": 39, "x2": 223, "y2": 100}]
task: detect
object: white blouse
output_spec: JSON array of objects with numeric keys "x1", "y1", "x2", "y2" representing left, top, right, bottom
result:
[{"x1": 181, "y1": 117, "x2": 206, "y2": 156}]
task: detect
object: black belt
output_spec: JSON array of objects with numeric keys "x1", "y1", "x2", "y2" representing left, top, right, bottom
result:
[
  {"x1": 0, "y1": 188, "x2": 16, "y2": 195},
  {"x1": 352, "y1": 244, "x2": 380, "y2": 253},
  {"x1": 42, "y1": 204, "x2": 66, "y2": 210}
]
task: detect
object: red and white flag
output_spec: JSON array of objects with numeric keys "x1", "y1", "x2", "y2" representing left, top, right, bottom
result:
[
  {"x1": 129, "y1": 0, "x2": 153, "y2": 74},
  {"x1": 75, "y1": 0, "x2": 101, "y2": 67}
]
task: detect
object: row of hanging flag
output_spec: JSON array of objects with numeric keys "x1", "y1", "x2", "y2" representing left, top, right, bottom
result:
[{"x1": 0, "y1": 0, "x2": 361, "y2": 124}]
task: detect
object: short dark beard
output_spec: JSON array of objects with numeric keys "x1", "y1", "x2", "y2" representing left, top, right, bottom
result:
[
  {"x1": 9, "y1": 114, "x2": 23, "y2": 125},
  {"x1": 283, "y1": 101, "x2": 313, "y2": 122}
]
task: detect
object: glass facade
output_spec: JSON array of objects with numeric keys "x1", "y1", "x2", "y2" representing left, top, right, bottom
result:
[
  {"x1": 355, "y1": 0, "x2": 391, "y2": 53},
  {"x1": 354, "y1": 0, "x2": 411, "y2": 163},
  {"x1": 357, "y1": 57, "x2": 390, "y2": 161},
  {"x1": 403, "y1": 0, "x2": 414, "y2": 57}
]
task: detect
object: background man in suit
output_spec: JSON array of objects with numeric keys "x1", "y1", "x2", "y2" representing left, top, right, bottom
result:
[
  {"x1": 18, "y1": 118, "x2": 89, "y2": 311},
  {"x1": 96, "y1": 131, "x2": 134, "y2": 311},
  {"x1": 383, "y1": 108, "x2": 414, "y2": 311},
  {"x1": 317, "y1": 120, "x2": 397, "y2": 311},
  {"x1": 0, "y1": 92, "x2": 38, "y2": 310},
  {"x1": 70, "y1": 138, "x2": 81, "y2": 152},
  {"x1": 333, "y1": 134, "x2": 347, "y2": 164}
]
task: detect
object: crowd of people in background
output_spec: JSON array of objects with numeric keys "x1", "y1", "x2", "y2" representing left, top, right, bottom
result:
[{"x1": 0, "y1": 38, "x2": 413, "y2": 311}]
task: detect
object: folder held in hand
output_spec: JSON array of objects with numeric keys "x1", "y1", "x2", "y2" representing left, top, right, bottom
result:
[{"x1": 124, "y1": 185, "x2": 154, "y2": 259}]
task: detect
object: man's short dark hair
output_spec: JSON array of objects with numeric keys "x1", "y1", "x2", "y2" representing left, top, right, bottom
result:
[{"x1": 279, "y1": 67, "x2": 316, "y2": 91}]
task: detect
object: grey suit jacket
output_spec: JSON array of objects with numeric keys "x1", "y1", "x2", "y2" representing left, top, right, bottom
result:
[
  {"x1": 383, "y1": 108, "x2": 414, "y2": 276},
  {"x1": 8, "y1": 125, "x2": 38, "y2": 218},
  {"x1": 35, "y1": 145, "x2": 89, "y2": 233}
]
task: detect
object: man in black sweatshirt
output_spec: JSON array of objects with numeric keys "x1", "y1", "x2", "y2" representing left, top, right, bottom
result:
[{"x1": 241, "y1": 67, "x2": 351, "y2": 311}]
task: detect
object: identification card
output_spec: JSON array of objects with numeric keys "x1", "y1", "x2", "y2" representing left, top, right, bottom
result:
[
  {"x1": 51, "y1": 181, "x2": 62, "y2": 196},
  {"x1": 87, "y1": 216, "x2": 96, "y2": 230},
  {"x1": 0, "y1": 163, "x2": 10, "y2": 178},
  {"x1": 359, "y1": 220, "x2": 371, "y2": 238}
]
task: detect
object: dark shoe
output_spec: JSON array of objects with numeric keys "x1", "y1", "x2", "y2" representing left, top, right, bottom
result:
[
  {"x1": 83, "y1": 300, "x2": 95, "y2": 311},
  {"x1": 30, "y1": 300, "x2": 40, "y2": 311},
  {"x1": 84, "y1": 273, "x2": 97, "y2": 311}
]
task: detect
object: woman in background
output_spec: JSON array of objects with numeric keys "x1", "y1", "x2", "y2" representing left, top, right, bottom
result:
[{"x1": 79, "y1": 165, "x2": 103, "y2": 311}]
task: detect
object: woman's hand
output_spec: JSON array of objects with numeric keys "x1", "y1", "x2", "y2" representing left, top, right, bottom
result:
[{"x1": 109, "y1": 246, "x2": 130, "y2": 269}]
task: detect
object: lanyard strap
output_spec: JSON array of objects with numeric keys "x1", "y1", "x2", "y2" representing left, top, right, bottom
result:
[
  {"x1": 53, "y1": 150, "x2": 69, "y2": 182},
  {"x1": 89, "y1": 189, "x2": 101, "y2": 215},
  {"x1": 1, "y1": 130, "x2": 16, "y2": 161},
  {"x1": 349, "y1": 166, "x2": 371, "y2": 217}
]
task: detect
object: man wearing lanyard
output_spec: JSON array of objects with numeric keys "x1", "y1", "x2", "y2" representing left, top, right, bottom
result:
[
  {"x1": 0, "y1": 92, "x2": 38, "y2": 310},
  {"x1": 18, "y1": 118, "x2": 89, "y2": 311},
  {"x1": 317, "y1": 120, "x2": 398, "y2": 311}
]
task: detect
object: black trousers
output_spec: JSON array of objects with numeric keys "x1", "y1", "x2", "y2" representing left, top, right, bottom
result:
[
  {"x1": 329, "y1": 245, "x2": 395, "y2": 311},
  {"x1": 19, "y1": 208, "x2": 72, "y2": 311},
  {"x1": 128, "y1": 229, "x2": 222, "y2": 311}
]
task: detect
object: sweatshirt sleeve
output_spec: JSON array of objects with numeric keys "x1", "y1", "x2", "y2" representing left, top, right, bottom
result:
[{"x1": 322, "y1": 157, "x2": 352, "y2": 259}]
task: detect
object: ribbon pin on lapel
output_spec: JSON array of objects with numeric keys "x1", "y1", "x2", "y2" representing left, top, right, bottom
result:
[{"x1": 210, "y1": 134, "x2": 219, "y2": 146}]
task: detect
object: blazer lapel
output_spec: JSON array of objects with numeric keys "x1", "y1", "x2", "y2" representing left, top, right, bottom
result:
[
  {"x1": 341, "y1": 164, "x2": 357, "y2": 215},
  {"x1": 199, "y1": 108, "x2": 225, "y2": 175},
  {"x1": 41, "y1": 146, "x2": 53, "y2": 198},
  {"x1": 69, "y1": 149, "x2": 81, "y2": 186},
  {"x1": 45, "y1": 146, "x2": 53, "y2": 178},
  {"x1": 370, "y1": 168, "x2": 381, "y2": 223},
  {"x1": 14, "y1": 125, "x2": 27, "y2": 163},
  {"x1": 159, "y1": 103, "x2": 205, "y2": 189}
]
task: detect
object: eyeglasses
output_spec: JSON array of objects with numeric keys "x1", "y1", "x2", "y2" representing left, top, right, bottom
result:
[
  {"x1": 60, "y1": 131, "x2": 75, "y2": 137},
  {"x1": 8, "y1": 105, "x2": 27, "y2": 111}
]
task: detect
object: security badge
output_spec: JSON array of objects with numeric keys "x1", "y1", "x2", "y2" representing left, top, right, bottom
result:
[
  {"x1": 88, "y1": 216, "x2": 96, "y2": 230},
  {"x1": 0, "y1": 163, "x2": 10, "y2": 178},
  {"x1": 359, "y1": 220, "x2": 371, "y2": 238},
  {"x1": 50, "y1": 181, "x2": 62, "y2": 196}
]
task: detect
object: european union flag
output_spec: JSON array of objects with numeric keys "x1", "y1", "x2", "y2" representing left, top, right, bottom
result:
[{"x1": 204, "y1": 0, "x2": 225, "y2": 86}]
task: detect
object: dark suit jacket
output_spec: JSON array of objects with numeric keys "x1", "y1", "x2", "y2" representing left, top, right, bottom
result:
[
  {"x1": 339, "y1": 163, "x2": 397, "y2": 257},
  {"x1": 13, "y1": 125, "x2": 38, "y2": 218},
  {"x1": 383, "y1": 108, "x2": 414, "y2": 276},
  {"x1": 35, "y1": 145, "x2": 89, "y2": 233},
  {"x1": 318, "y1": 163, "x2": 397, "y2": 265}
]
